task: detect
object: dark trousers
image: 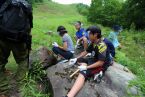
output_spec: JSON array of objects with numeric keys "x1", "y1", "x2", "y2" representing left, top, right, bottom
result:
[
  {"x1": 52, "y1": 47, "x2": 73, "y2": 60},
  {"x1": 0, "y1": 39, "x2": 28, "y2": 95}
]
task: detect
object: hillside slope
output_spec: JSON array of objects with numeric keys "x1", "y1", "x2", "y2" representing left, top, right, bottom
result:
[{"x1": 32, "y1": 1, "x2": 86, "y2": 49}]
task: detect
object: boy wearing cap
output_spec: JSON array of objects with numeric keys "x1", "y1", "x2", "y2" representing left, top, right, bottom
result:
[
  {"x1": 65, "y1": 26, "x2": 111, "y2": 97},
  {"x1": 74, "y1": 21, "x2": 88, "y2": 50}
]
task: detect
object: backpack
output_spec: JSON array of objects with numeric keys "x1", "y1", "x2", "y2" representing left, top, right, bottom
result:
[
  {"x1": 0, "y1": 0, "x2": 32, "y2": 42},
  {"x1": 103, "y1": 38, "x2": 115, "y2": 58}
]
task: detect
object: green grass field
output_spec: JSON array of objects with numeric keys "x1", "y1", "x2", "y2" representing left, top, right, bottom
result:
[
  {"x1": 5, "y1": 1, "x2": 145, "y2": 96},
  {"x1": 32, "y1": 2, "x2": 86, "y2": 48}
]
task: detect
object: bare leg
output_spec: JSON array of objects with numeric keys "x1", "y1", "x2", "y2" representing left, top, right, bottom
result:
[{"x1": 67, "y1": 73, "x2": 85, "y2": 97}]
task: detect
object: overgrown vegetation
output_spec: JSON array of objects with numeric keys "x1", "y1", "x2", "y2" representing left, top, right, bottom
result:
[
  {"x1": 118, "y1": 30, "x2": 145, "y2": 96},
  {"x1": 76, "y1": 3, "x2": 89, "y2": 15},
  {"x1": 88, "y1": 0, "x2": 145, "y2": 30},
  {"x1": 121, "y1": 0, "x2": 145, "y2": 29},
  {"x1": 21, "y1": 60, "x2": 52, "y2": 97},
  {"x1": 88, "y1": 0, "x2": 123, "y2": 27}
]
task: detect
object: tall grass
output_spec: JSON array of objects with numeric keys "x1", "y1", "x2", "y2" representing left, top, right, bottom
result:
[
  {"x1": 115, "y1": 30, "x2": 145, "y2": 96},
  {"x1": 32, "y1": 1, "x2": 86, "y2": 49}
]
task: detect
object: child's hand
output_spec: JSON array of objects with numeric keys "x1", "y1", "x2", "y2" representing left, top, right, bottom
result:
[
  {"x1": 52, "y1": 42, "x2": 59, "y2": 47},
  {"x1": 69, "y1": 58, "x2": 77, "y2": 66},
  {"x1": 76, "y1": 39, "x2": 80, "y2": 45},
  {"x1": 78, "y1": 65, "x2": 87, "y2": 71},
  {"x1": 78, "y1": 63, "x2": 87, "y2": 71}
]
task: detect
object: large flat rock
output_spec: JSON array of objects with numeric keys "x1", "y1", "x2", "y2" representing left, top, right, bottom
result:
[{"x1": 46, "y1": 62, "x2": 138, "y2": 97}]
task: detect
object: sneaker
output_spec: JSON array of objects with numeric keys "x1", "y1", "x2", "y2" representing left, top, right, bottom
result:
[
  {"x1": 94, "y1": 71, "x2": 103, "y2": 84},
  {"x1": 59, "y1": 59, "x2": 69, "y2": 64}
]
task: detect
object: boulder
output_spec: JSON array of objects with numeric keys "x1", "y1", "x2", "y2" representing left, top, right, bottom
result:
[
  {"x1": 46, "y1": 61, "x2": 138, "y2": 97},
  {"x1": 32, "y1": 47, "x2": 138, "y2": 97}
]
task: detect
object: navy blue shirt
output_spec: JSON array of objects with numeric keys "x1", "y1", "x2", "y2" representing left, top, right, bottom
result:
[
  {"x1": 86, "y1": 40, "x2": 108, "y2": 62},
  {"x1": 103, "y1": 38, "x2": 115, "y2": 57},
  {"x1": 76, "y1": 28, "x2": 87, "y2": 39}
]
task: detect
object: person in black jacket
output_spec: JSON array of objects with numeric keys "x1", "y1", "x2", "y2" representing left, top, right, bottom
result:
[
  {"x1": 0, "y1": 0, "x2": 33, "y2": 96},
  {"x1": 66, "y1": 26, "x2": 111, "y2": 97}
]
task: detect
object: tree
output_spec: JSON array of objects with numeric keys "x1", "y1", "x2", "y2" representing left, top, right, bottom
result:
[
  {"x1": 88, "y1": 0, "x2": 145, "y2": 30},
  {"x1": 76, "y1": 3, "x2": 89, "y2": 15},
  {"x1": 121, "y1": 0, "x2": 145, "y2": 29},
  {"x1": 88, "y1": 0, "x2": 122, "y2": 27}
]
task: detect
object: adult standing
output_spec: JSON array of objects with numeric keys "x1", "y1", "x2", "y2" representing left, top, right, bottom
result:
[{"x1": 0, "y1": 0, "x2": 33, "y2": 96}]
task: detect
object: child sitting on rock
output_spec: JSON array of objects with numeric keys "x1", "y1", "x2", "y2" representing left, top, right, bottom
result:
[
  {"x1": 52, "y1": 26, "x2": 74, "y2": 60},
  {"x1": 64, "y1": 26, "x2": 111, "y2": 97}
]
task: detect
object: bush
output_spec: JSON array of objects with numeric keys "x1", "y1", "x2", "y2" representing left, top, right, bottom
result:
[
  {"x1": 76, "y1": 3, "x2": 89, "y2": 15},
  {"x1": 115, "y1": 50, "x2": 138, "y2": 74},
  {"x1": 116, "y1": 50, "x2": 145, "y2": 96},
  {"x1": 128, "y1": 68, "x2": 145, "y2": 97}
]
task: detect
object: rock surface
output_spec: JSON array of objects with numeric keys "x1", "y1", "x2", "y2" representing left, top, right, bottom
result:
[
  {"x1": 33, "y1": 47, "x2": 138, "y2": 97},
  {"x1": 46, "y1": 61, "x2": 138, "y2": 97}
]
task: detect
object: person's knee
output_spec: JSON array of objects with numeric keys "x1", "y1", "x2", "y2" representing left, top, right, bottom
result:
[
  {"x1": 52, "y1": 47, "x2": 57, "y2": 54},
  {"x1": 82, "y1": 37, "x2": 88, "y2": 43},
  {"x1": 52, "y1": 47, "x2": 56, "y2": 51},
  {"x1": 67, "y1": 53, "x2": 73, "y2": 59},
  {"x1": 14, "y1": 52, "x2": 28, "y2": 65},
  {"x1": 79, "y1": 72, "x2": 86, "y2": 80},
  {"x1": 52, "y1": 47, "x2": 58, "y2": 54}
]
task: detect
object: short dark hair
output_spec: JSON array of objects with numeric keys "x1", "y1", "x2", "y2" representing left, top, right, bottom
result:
[
  {"x1": 86, "y1": 26, "x2": 102, "y2": 38},
  {"x1": 112, "y1": 25, "x2": 121, "y2": 31},
  {"x1": 57, "y1": 26, "x2": 67, "y2": 36},
  {"x1": 57, "y1": 26, "x2": 66, "y2": 32},
  {"x1": 75, "y1": 21, "x2": 81, "y2": 25}
]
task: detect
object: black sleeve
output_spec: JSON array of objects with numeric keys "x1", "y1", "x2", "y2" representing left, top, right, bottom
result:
[
  {"x1": 109, "y1": 43, "x2": 115, "y2": 57},
  {"x1": 25, "y1": 3, "x2": 33, "y2": 28},
  {"x1": 29, "y1": 13, "x2": 33, "y2": 28},
  {"x1": 86, "y1": 43, "x2": 93, "y2": 53},
  {"x1": 97, "y1": 43, "x2": 107, "y2": 61}
]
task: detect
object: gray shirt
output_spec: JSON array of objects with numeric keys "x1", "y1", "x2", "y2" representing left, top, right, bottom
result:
[{"x1": 62, "y1": 33, "x2": 74, "y2": 52}]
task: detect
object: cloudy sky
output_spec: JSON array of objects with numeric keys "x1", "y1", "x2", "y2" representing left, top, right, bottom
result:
[{"x1": 52, "y1": 0, "x2": 91, "y2": 5}]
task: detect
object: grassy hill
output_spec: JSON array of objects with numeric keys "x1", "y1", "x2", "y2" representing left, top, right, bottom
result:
[{"x1": 32, "y1": 1, "x2": 87, "y2": 49}]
